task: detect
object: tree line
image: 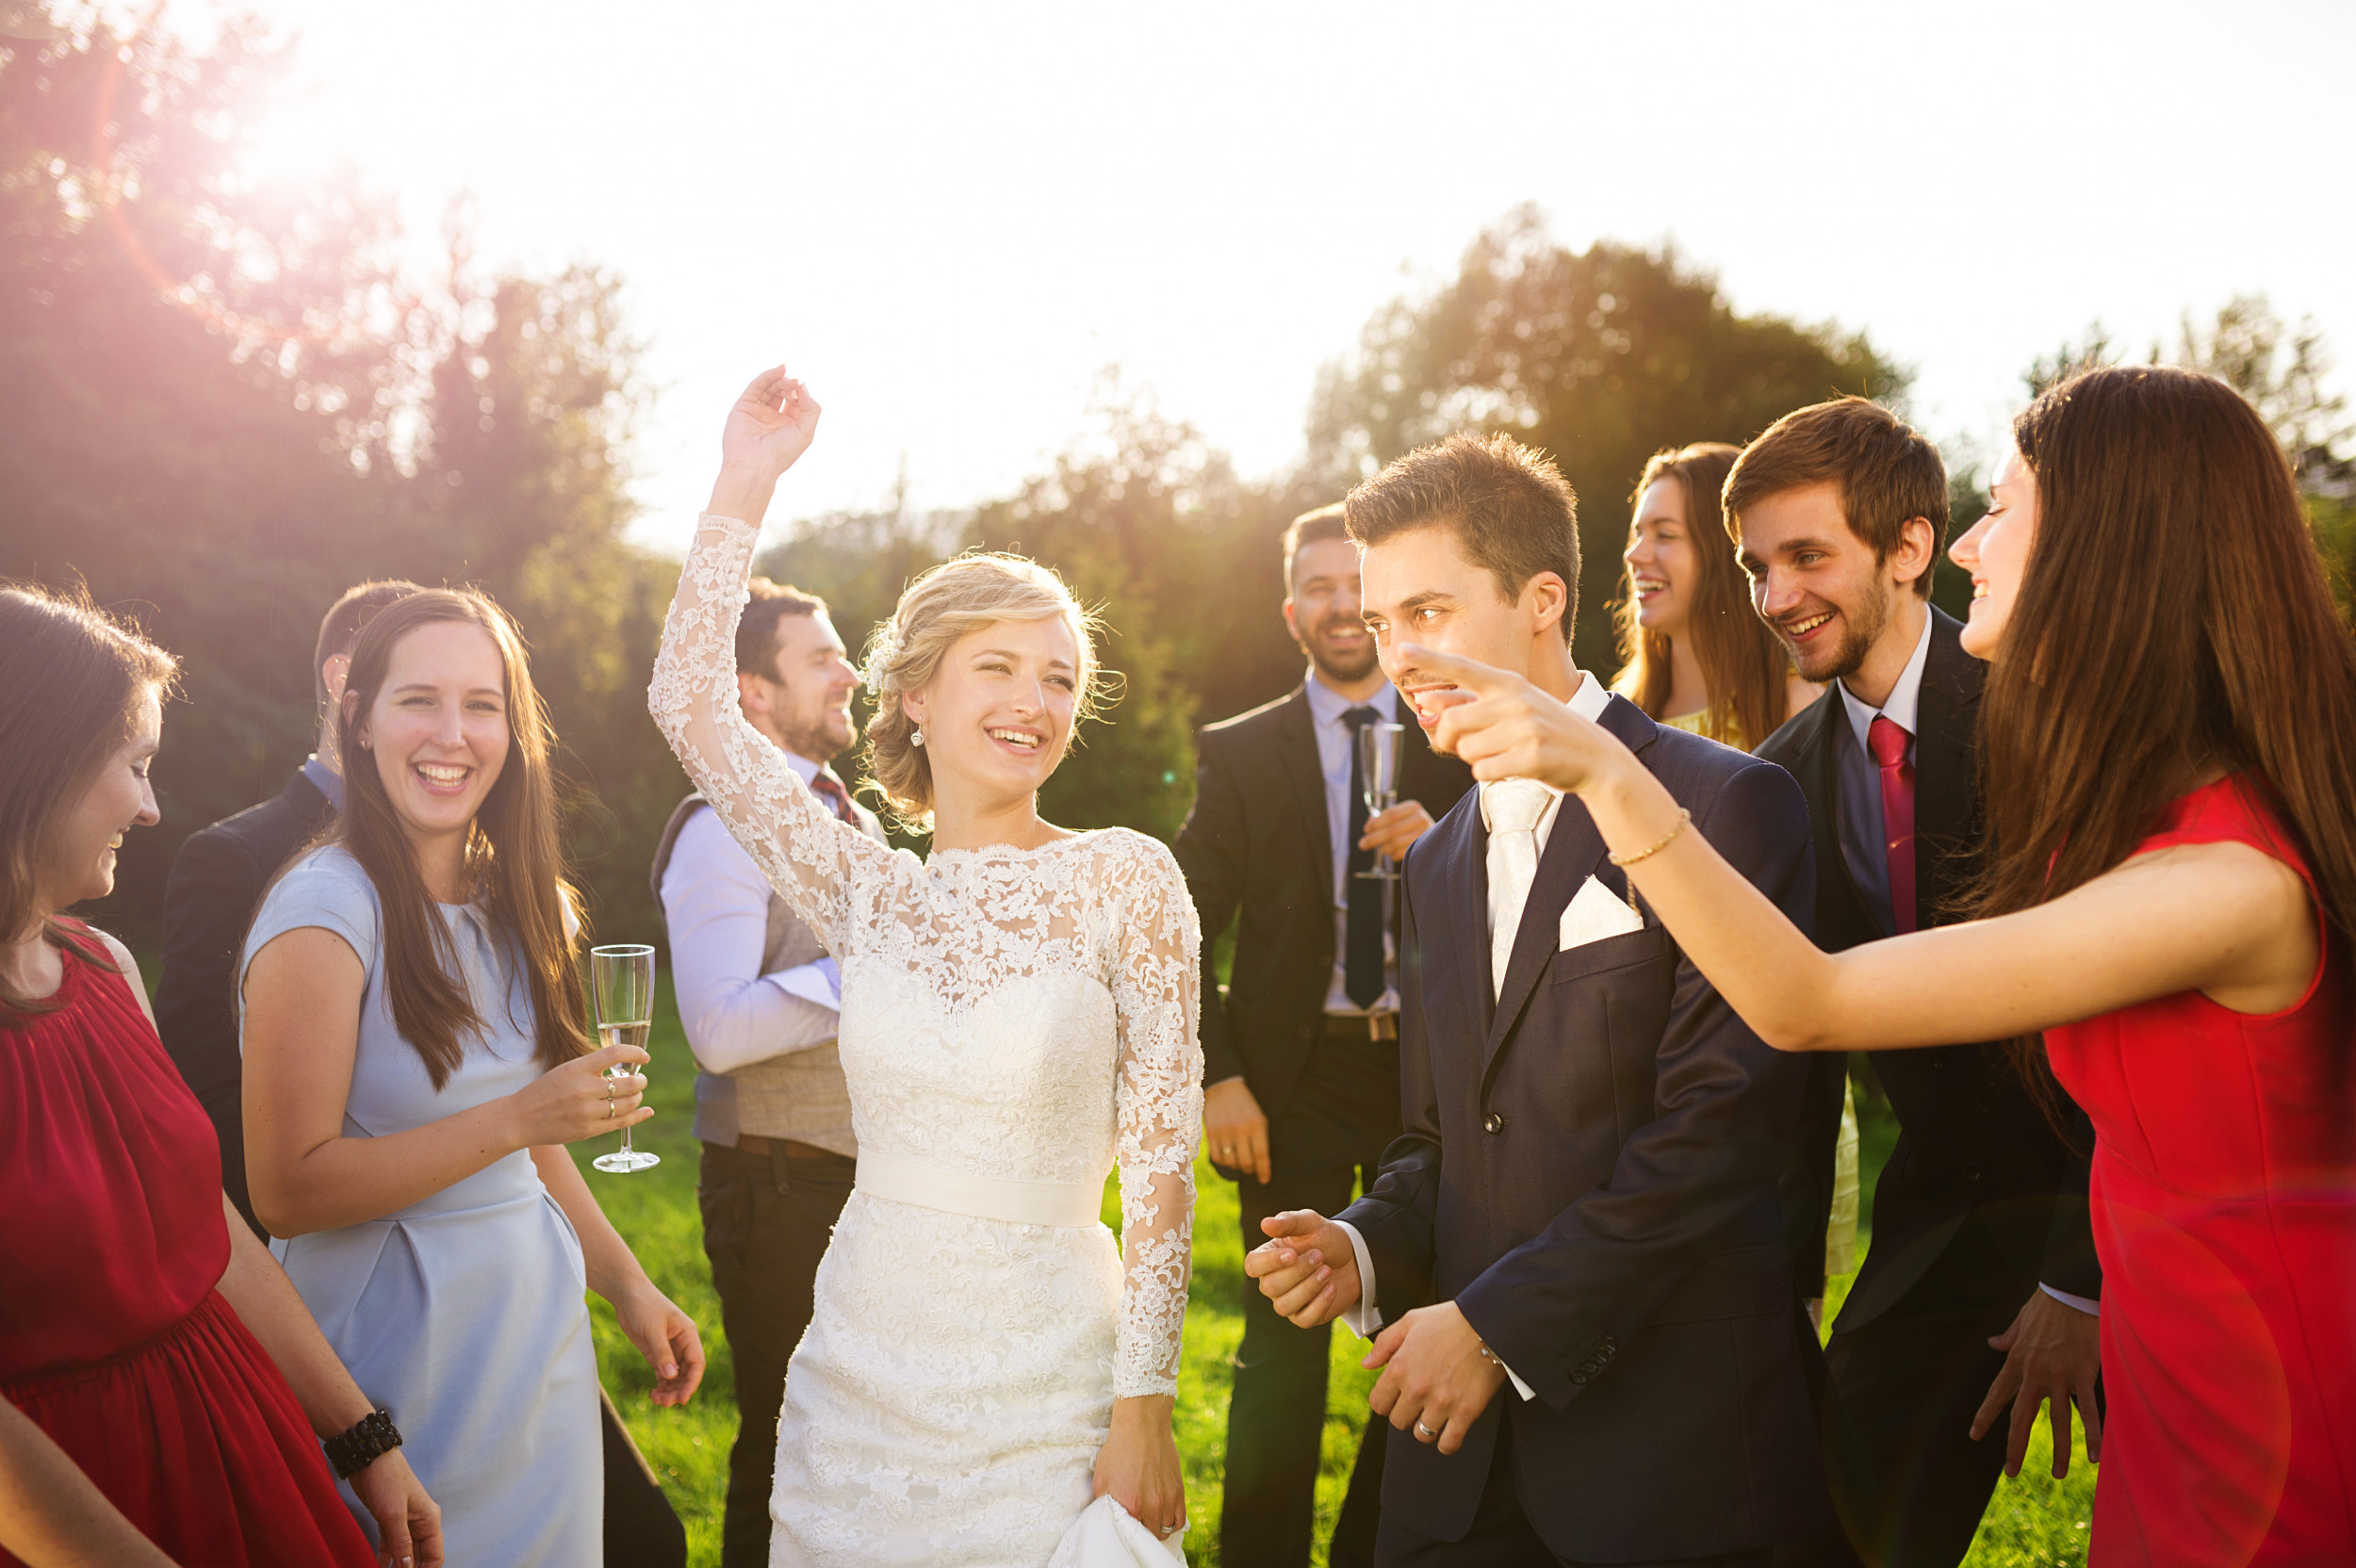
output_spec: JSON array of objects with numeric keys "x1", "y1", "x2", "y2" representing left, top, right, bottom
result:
[{"x1": 5, "y1": 8, "x2": 2347, "y2": 952}]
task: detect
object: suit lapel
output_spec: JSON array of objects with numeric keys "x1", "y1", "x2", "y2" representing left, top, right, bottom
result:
[
  {"x1": 1798, "y1": 693, "x2": 1875, "y2": 939},
  {"x1": 1276, "y1": 688, "x2": 1334, "y2": 902},
  {"x1": 1481, "y1": 694, "x2": 1655, "y2": 1064},
  {"x1": 1912, "y1": 610, "x2": 1983, "y2": 922}
]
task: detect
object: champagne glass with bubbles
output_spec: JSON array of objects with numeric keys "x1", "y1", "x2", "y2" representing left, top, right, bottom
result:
[
  {"x1": 590, "y1": 944, "x2": 660, "y2": 1174},
  {"x1": 1357, "y1": 721, "x2": 1407, "y2": 881}
]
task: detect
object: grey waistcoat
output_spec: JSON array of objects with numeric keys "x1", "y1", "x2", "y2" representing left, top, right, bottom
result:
[{"x1": 650, "y1": 789, "x2": 879, "y2": 1155}]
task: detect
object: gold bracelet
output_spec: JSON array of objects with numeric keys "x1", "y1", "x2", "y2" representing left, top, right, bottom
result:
[{"x1": 1607, "y1": 808, "x2": 1691, "y2": 867}]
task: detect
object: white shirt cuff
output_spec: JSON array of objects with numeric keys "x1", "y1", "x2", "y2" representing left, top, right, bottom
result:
[
  {"x1": 1333, "y1": 1219, "x2": 1534, "y2": 1401},
  {"x1": 2039, "y1": 1282, "x2": 2101, "y2": 1315}
]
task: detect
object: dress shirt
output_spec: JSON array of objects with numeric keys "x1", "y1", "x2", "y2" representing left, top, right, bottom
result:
[
  {"x1": 1304, "y1": 674, "x2": 1403, "y2": 1017},
  {"x1": 1832, "y1": 610, "x2": 1932, "y2": 939},
  {"x1": 661, "y1": 748, "x2": 844, "y2": 1074},
  {"x1": 301, "y1": 753, "x2": 343, "y2": 813},
  {"x1": 1833, "y1": 621, "x2": 2100, "y2": 1319},
  {"x1": 1334, "y1": 671, "x2": 1612, "y2": 1398}
]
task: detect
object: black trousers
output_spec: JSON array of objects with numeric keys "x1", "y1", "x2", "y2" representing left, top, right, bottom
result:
[
  {"x1": 1222, "y1": 1028, "x2": 1399, "y2": 1568},
  {"x1": 1795, "y1": 1215, "x2": 2052, "y2": 1568},
  {"x1": 699, "y1": 1139, "x2": 856, "y2": 1568},
  {"x1": 600, "y1": 1382, "x2": 687, "y2": 1567},
  {"x1": 1375, "y1": 1415, "x2": 1772, "y2": 1568}
]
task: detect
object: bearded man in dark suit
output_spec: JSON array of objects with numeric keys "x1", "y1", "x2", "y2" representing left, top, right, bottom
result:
[
  {"x1": 1729, "y1": 400, "x2": 2100, "y2": 1568},
  {"x1": 1175, "y1": 503, "x2": 1474, "y2": 1568},
  {"x1": 154, "y1": 580, "x2": 689, "y2": 1568}
]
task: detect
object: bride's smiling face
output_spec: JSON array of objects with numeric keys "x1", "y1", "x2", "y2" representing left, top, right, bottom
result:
[{"x1": 902, "y1": 616, "x2": 1081, "y2": 806}]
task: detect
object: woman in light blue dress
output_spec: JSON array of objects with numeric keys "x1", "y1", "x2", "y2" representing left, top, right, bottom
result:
[{"x1": 239, "y1": 589, "x2": 704, "y2": 1565}]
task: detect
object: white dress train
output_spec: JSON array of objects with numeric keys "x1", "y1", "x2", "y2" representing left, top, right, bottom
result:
[{"x1": 651, "y1": 514, "x2": 1202, "y2": 1568}]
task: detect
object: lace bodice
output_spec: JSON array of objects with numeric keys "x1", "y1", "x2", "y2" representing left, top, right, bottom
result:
[{"x1": 651, "y1": 514, "x2": 1202, "y2": 1396}]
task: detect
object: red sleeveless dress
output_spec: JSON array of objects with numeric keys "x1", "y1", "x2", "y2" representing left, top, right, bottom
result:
[
  {"x1": 2043, "y1": 778, "x2": 2356, "y2": 1566},
  {"x1": 0, "y1": 924, "x2": 372, "y2": 1566}
]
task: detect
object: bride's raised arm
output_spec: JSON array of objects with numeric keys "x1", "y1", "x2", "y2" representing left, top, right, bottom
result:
[
  {"x1": 648, "y1": 369, "x2": 892, "y2": 952},
  {"x1": 1105, "y1": 838, "x2": 1204, "y2": 1398}
]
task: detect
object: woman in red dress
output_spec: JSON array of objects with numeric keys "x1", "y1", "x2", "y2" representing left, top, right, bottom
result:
[
  {"x1": 1387, "y1": 364, "x2": 2356, "y2": 1566},
  {"x1": 0, "y1": 586, "x2": 440, "y2": 1568}
]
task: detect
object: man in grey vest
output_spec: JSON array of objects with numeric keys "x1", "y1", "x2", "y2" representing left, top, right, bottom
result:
[{"x1": 650, "y1": 578, "x2": 882, "y2": 1568}]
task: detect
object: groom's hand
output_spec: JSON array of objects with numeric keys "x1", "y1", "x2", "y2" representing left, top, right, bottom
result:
[
  {"x1": 1359, "y1": 800, "x2": 1436, "y2": 860},
  {"x1": 1244, "y1": 1210, "x2": 1360, "y2": 1327},
  {"x1": 1365, "y1": 1301, "x2": 1505, "y2": 1457}
]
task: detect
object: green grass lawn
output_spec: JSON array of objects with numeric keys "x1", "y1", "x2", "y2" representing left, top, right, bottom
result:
[{"x1": 575, "y1": 988, "x2": 2094, "y2": 1566}]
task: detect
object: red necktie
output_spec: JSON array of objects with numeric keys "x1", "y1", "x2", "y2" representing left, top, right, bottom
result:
[
  {"x1": 807, "y1": 771, "x2": 859, "y2": 826},
  {"x1": 1867, "y1": 715, "x2": 1916, "y2": 935}
]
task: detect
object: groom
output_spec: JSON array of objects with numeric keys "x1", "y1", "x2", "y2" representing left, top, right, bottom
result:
[{"x1": 1248, "y1": 433, "x2": 1831, "y2": 1566}]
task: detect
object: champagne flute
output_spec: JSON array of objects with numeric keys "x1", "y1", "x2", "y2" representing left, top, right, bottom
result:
[
  {"x1": 1357, "y1": 721, "x2": 1407, "y2": 881},
  {"x1": 589, "y1": 944, "x2": 660, "y2": 1174}
]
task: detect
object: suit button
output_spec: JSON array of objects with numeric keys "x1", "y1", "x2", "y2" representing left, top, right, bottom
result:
[
  {"x1": 1964, "y1": 1162, "x2": 1984, "y2": 1184},
  {"x1": 1483, "y1": 1113, "x2": 1507, "y2": 1135}
]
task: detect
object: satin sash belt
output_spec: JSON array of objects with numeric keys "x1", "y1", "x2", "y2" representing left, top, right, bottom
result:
[{"x1": 856, "y1": 1151, "x2": 1103, "y2": 1228}]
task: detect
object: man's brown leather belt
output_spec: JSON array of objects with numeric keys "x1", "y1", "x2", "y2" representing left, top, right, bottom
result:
[
  {"x1": 1322, "y1": 1012, "x2": 1399, "y2": 1042},
  {"x1": 733, "y1": 1134, "x2": 848, "y2": 1161}
]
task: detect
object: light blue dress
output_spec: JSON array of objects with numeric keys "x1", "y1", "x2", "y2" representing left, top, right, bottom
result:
[{"x1": 242, "y1": 845, "x2": 600, "y2": 1566}]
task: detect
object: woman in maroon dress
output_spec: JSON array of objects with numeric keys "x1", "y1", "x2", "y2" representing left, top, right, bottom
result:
[
  {"x1": 1371, "y1": 365, "x2": 2355, "y2": 1566},
  {"x1": 0, "y1": 586, "x2": 440, "y2": 1567}
]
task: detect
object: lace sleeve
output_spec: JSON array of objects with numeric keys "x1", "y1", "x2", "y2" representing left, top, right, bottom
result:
[
  {"x1": 1106, "y1": 837, "x2": 1203, "y2": 1397},
  {"x1": 647, "y1": 514, "x2": 892, "y2": 953}
]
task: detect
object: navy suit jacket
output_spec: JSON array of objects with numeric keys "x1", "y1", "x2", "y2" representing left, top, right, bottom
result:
[{"x1": 1334, "y1": 694, "x2": 1832, "y2": 1560}]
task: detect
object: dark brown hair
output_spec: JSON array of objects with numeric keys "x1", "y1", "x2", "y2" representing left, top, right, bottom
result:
[
  {"x1": 1975, "y1": 365, "x2": 2356, "y2": 1048},
  {"x1": 313, "y1": 580, "x2": 423, "y2": 710},
  {"x1": 326, "y1": 590, "x2": 589, "y2": 1088},
  {"x1": 1343, "y1": 432, "x2": 1580, "y2": 644},
  {"x1": 1281, "y1": 502, "x2": 1350, "y2": 588},
  {"x1": 0, "y1": 584, "x2": 177, "y2": 1023},
  {"x1": 737, "y1": 579, "x2": 827, "y2": 679},
  {"x1": 1613, "y1": 444, "x2": 1797, "y2": 748},
  {"x1": 1724, "y1": 398, "x2": 1948, "y2": 599}
]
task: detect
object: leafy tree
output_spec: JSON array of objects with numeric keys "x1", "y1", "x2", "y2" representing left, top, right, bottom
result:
[
  {"x1": 0, "y1": 6, "x2": 670, "y2": 942},
  {"x1": 1308, "y1": 205, "x2": 1910, "y2": 674}
]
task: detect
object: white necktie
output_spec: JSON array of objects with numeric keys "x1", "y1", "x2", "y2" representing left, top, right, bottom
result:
[{"x1": 1485, "y1": 779, "x2": 1554, "y2": 1001}]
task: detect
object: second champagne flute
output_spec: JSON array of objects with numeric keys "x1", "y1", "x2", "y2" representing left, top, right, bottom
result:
[{"x1": 589, "y1": 943, "x2": 660, "y2": 1174}]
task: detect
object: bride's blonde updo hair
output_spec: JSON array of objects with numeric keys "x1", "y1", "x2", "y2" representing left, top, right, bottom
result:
[{"x1": 859, "y1": 550, "x2": 1107, "y2": 831}]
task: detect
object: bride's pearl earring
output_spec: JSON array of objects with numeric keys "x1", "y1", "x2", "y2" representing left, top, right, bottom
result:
[{"x1": 910, "y1": 726, "x2": 924, "y2": 747}]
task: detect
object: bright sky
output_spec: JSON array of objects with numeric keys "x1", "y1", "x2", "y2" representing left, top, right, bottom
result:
[{"x1": 189, "y1": 0, "x2": 2356, "y2": 551}]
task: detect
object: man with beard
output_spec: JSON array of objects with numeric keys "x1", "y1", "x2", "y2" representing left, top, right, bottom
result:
[
  {"x1": 649, "y1": 578, "x2": 884, "y2": 1568},
  {"x1": 1175, "y1": 503, "x2": 1473, "y2": 1568},
  {"x1": 1729, "y1": 399, "x2": 2101, "y2": 1568}
]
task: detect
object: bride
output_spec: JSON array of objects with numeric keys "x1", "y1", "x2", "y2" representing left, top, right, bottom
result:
[{"x1": 650, "y1": 368, "x2": 1201, "y2": 1566}]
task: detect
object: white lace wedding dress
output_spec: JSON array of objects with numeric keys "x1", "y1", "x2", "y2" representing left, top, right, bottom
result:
[{"x1": 651, "y1": 514, "x2": 1203, "y2": 1568}]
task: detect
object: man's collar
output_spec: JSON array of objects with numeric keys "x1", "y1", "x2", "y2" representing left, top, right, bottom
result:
[
  {"x1": 781, "y1": 749, "x2": 824, "y2": 787},
  {"x1": 1303, "y1": 669, "x2": 1397, "y2": 725},
  {"x1": 301, "y1": 753, "x2": 344, "y2": 813},
  {"x1": 1838, "y1": 608, "x2": 1935, "y2": 749},
  {"x1": 1475, "y1": 670, "x2": 1605, "y2": 825}
]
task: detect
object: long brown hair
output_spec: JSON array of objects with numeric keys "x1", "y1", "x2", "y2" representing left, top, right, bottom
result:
[
  {"x1": 0, "y1": 584, "x2": 178, "y2": 1023},
  {"x1": 1976, "y1": 363, "x2": 2356, "y2": 956},
  {"x1": 1613, "y1": 444, "x2": 1793, "y2": 748},
  {"x1": 327, "y1": 590, "x2": 589, "y2": 1088}
]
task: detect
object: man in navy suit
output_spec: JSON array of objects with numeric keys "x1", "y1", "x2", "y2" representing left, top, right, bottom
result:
[{"x1": 1249, "y1": 432, "x2": 1830, "y2": 1566}]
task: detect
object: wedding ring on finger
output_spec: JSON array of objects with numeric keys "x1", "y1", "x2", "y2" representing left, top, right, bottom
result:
[
  {"x1": 1415, "y1": 1421, "x2": 1438, "y2": 1440},
  {"x1": 605, "y1": 1101, "x2": 616, "y2": 1119}
]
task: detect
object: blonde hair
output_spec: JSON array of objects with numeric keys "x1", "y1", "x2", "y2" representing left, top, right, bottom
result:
[{"x1": 859, "y1": 551, "x2": 1106, "y2": 831}]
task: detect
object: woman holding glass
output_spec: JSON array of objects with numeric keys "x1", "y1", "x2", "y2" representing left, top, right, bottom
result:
[
  {"x1": 1, "y1": 583, "x2": 440, "y2": 1566},
  {"x1": 241, "y1": 589, "x2": 705, "y2": 1565}
]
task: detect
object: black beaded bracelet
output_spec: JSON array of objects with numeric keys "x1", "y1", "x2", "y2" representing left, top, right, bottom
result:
[{"x1": 323, "y1": 1408, "x2": 403, "y2": 1480}]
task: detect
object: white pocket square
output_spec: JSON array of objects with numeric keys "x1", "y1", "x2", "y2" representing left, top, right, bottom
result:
[{"x1": 1559, "y1": 874, "x2": 1645, "y2": 950}]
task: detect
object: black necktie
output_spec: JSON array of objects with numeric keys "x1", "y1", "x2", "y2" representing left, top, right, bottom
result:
[{"x1": 1343, "y1": 706, "x2": 1384, "y2": 1009}]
